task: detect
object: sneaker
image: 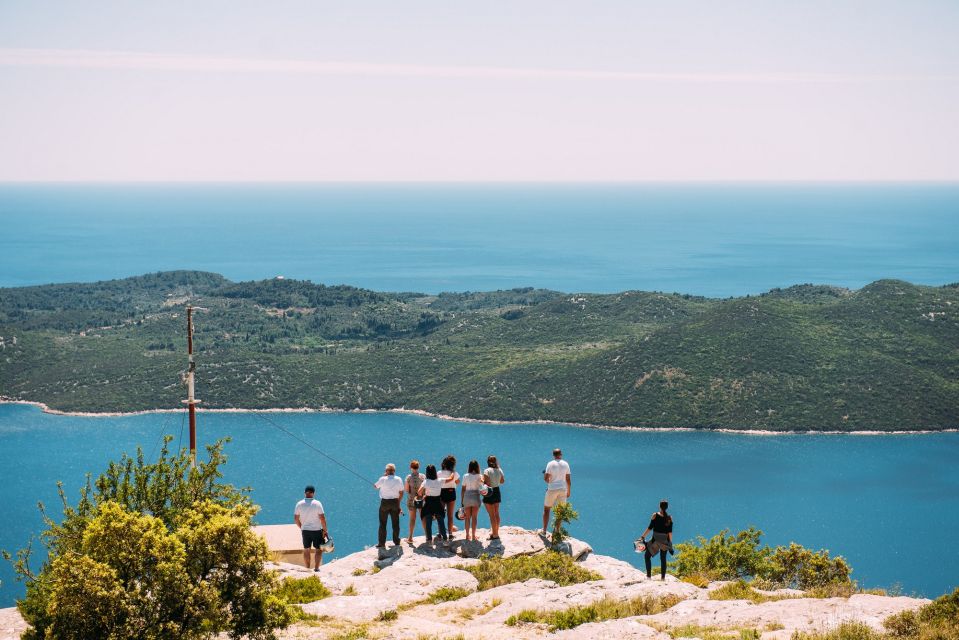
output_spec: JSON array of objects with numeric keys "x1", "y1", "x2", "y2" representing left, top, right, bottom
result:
[{"x1": 314, "y1": 567, "x2": 321, "y2": 572}]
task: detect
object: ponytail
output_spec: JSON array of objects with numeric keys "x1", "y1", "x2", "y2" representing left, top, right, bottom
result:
[{"x1": 659, "y1": 500, "x2": 672, "y2": 526}]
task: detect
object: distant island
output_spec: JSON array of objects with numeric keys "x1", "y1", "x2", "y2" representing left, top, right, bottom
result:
[{"x1": 0, "y1": 271, "x2": 956, "y2": 431}]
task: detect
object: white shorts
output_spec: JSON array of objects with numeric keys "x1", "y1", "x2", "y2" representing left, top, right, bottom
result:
[{"x1": 544, "y1": 489, "x2": 567, "y2": 508}]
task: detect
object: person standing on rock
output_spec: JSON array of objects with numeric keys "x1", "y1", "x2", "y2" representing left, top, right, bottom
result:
[
  {"x1": 417, "y1": 464, "x2": 449, "y2": 545},
  {"x1": 483, "y1": 455, "x2": 505, "y2": 540},
  {"x1": 404, "y1": 460, "x2": 425, "y2": 544},
  {"x1": 374, "y1": 463, "x2": 405, "y2": 549},
  {"x1": 542, "y1": 448, "x2": 571, "y2": 535},
  {"x1": 461, "y1": 459, "x2": 484, "y2": 541},
  {"x1": 294, "y1": 485, "x2": 329, "y2": 571},
  {"x1": 638, "y1": 500, "x2": 674, "y2": 580},
  {"x1": 438, "y1": 455, "x2": 460, "y2": 538}
]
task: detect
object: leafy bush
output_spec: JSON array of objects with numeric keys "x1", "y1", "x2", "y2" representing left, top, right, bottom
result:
[
  {"x1": 459, "y1": 551, "x2": 601, "y2": 591},
  {"x1": 506, "y1": 594, "x2": 683, "y2": 631},
  {"x1": 275, "y1": 576, "x2": 331, "y2": 604},
  {"x1": 884, "y1": 587, "x2": 959, "y2": 640},
  {"x1": 376, "y1": 609, "x2": 398, "y2": 622},
  {"x1": 764, "y1": 542, "x2": 851, "y2": 589},
  {"x1": 7, "y1": 440, "x2": 291, "y2": 640},
  {"x1": 671, "y1": 528, "x2": 852, "y2": 591},
  {"x1": 671, "y1": 527, "x2": 770, "y2": 582},
  {"x1": 551, "y1": 501, "x2": 580, "y2": 546}
]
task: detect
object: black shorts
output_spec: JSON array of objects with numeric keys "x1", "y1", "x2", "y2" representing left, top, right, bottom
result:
[
  {"x1": 302, "y1": 529, "x2": 326, "y2": 549},
  {"x1": 483, "y1": 486, "x2": 502, "y2": 505},
  {"x1": 440, "y1": 488, "x2": 456, "y2": 504}
]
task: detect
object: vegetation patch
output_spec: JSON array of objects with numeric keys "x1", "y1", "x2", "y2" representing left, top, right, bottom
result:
[
  {"x1": 458, "y1": 551, "x2": 601, "y2": 591},
  {"x1": 671, "y1": 527, "x2": 853, "y2": 591},
  {"x1": 792, "y1": 622, "x2": 883, "y2": 640},
  {"x1": 4, "y1": 271, "x2": 957, "y2": 432},
  {"x1": 4, "y1": 438, "x2": 293, "y2": 640},
  {"x1": 655, "y1": 623, "x2": 765, "y2": 640},
  {"x1": 275, "y1": 575, "x2": 332, "y2": 604},
  {"x1": 506, "y1": 593, "x2": 684, "y2": 631},
  {"x1": 708, "y1": 580, "x2": 793, "y2": 603},
  {"x1": 883, "y1": 587, "x2": 959, "y2": 640},
  {"x1": 426, "y1": 586, "x2": 472, "y2": 604}
]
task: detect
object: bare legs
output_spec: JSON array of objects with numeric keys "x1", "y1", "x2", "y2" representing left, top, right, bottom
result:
[
  {"x1": 407, "y1": 507, "x2": 419, "y2": 542},
  {"x1": 464, "y1": 506, "x2": 479, "y2": 540},
  {"x1": 445, "y1": 501, "x2": 457, "y2": 536},
  {"x1": 542, "y1": 507, "x2": 551, "y2": 534},
  {"x1": 485, "y1": 502, "x2": 501, "y2": 538},
  {"x1": 303, "y1": 548, "x2": 323, "y2": 569}
]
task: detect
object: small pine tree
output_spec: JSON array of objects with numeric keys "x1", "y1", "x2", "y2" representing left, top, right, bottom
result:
[{"x1": 551, "y1": 501, "x2": 580, "y2": 546}]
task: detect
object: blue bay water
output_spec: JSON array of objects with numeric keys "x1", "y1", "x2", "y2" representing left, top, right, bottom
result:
[
  {"x1": 1, "y1": 183, "x2": 958, "y2": 295},
  {"x1": 1, "y1": 403, "x2": 958, "y2": 607}
]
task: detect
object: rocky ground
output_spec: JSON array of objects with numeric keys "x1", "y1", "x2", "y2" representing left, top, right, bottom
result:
[
  {"x1": 268, "y1": 526, "x2": 928, "y2": 640},
  {"x1": 0, "y1": 526, "x2": 929, "y2": 640}
]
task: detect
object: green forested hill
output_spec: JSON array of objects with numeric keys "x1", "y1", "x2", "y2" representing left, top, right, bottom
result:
[{"x1": 1, "y1": 271, "x2": 956, "y2": 431}]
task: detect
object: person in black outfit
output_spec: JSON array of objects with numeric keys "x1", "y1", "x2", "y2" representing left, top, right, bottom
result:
[{"x1": 638, "y1": 499, "x2": 674, "y2": 580}]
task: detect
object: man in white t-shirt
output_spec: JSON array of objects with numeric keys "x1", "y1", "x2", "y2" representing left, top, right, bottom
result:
[
  {"x1": 542, "y1": 448, "x2": 571, "y2": 534},
  {"x1": 294, "y1": 485, "x2": 329, "y2": 571},
  {"x1": 374, "y1": 463, "x2": 405, "y2": 548}
]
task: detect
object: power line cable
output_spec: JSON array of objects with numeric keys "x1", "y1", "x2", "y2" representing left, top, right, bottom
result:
[{"x1": 250, "y1": 411, "x2": 376, "y2": 487}]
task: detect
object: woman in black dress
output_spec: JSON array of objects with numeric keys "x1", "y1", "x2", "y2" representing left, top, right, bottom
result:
[{"x1": 638, "y1": 500, "x2": 674, "y2": 580}]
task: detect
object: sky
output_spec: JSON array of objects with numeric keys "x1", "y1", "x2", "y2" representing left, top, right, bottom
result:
[{"x1": 1, "y1": 1, "x2": 958, "y2": 182}]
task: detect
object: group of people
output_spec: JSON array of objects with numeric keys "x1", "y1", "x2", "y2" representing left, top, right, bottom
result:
[
  {"x1": 293, "y1": 447, "x2": 671, "y2": 581},
  {"x1": 373, "y1": 454, "x2": 506, "y2": 547}
]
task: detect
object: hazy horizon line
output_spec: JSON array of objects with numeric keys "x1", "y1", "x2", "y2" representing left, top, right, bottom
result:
[{"x1": 4, "y1": 47, "x2": 952, "y2": 85}]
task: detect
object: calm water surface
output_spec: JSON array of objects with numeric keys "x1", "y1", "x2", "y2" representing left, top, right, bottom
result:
[
  {"x1": 1, "y1": 183, "x2": 958, "y2": 295},
  {"x1": 1, "y1": 403, "x2": 957, "y2": 607}
]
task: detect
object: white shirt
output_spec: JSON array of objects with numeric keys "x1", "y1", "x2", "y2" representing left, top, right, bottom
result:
[
  {"x1": 375, "y1": 474, "x2": 405, "y2": 499},
  {"x1": 545, "y1": 459, "x2": 571, "y2": 491},
  {"x1": 294, "y1": 498, "x2": 325, "y2": 531},
  {"x1": 437, "y1": 469, "x2": 459, "y2": 486},
  {"x1": 462, "y1": 472, "x2": 484, "y2": 491},
  {"x1": 422, "y1": 478, "x2": 444, "y2": 497},
  {"x1": 484, "y1": 467, "x2": 504, "y2": 488}
]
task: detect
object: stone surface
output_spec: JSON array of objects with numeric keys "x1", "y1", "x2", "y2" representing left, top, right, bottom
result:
[{"x1": 1, "y1": 526, "x2": 934, "y2": 640}]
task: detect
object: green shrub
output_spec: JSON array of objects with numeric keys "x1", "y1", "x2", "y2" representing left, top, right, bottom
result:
[
  {"x1": 551, "y1": 501, "x2": 579, "y2": 546},
  {"x1": 7, "y1": 440, "x2": 290, "y2": 640},
  {"x1": 507, "y1": 594, "x2": 684, "y2": 631},
  {"x1": 763, "y1": 542, "x2": 851, "y2": 589},
  {"x1": 671, "y1": 528, "x2": 853, "y2": 592},
  {"x1": 459, "y1": 551, "x2": 601, "y2": 591},
  {"x1": 377, "y1": 609, "x2": 398, "y2": 622},
  {"x1": 709, "y1": 580, "x2": 791, "y2": 604},
  {"x1": 275, "y1": 576, "x2": 332, "y2": 604},
  {"x1": 884, "y1": 587, "x2": 959, "y2": 640},
  {"x1": 671, "y1": 527, "x2": 770, "y2": 582},
  {"x1": 426, "y1": 587, "x2": 471, "y2": 604},
  {"x1": 791, "y1": 621, "x2": 882, "y2": 640}
]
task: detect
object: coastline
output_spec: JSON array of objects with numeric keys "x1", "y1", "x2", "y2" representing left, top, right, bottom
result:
[{"x1": 2, "y1": 398, "x2": 956, "y2": 436}]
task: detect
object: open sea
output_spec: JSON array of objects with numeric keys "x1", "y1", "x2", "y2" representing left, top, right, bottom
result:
[
  {"x1": 1, "y1": 183, "x2": 958, "y2": 607},
  {"x1": 1, "y1": 183, "x2": 957, "y2": 295}
]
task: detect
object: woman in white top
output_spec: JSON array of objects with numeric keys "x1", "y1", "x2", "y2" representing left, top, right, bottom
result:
[
  {"x1": 416, "y1": 464, "x2": 448, "y2": 544},
  {"x1": 460, "y1": 459, "x2": 485, "y2": 541},
  {"x1": 483, "y1": 455, "x2": 506, "y2": 540},
  {"x1": 438, "y1": 455, "x2": 460, "y2": 537}
]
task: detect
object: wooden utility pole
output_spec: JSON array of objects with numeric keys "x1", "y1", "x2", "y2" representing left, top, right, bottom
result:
[{"x1": 185, "y1": 305, "x2": 199, "y2": 467}]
